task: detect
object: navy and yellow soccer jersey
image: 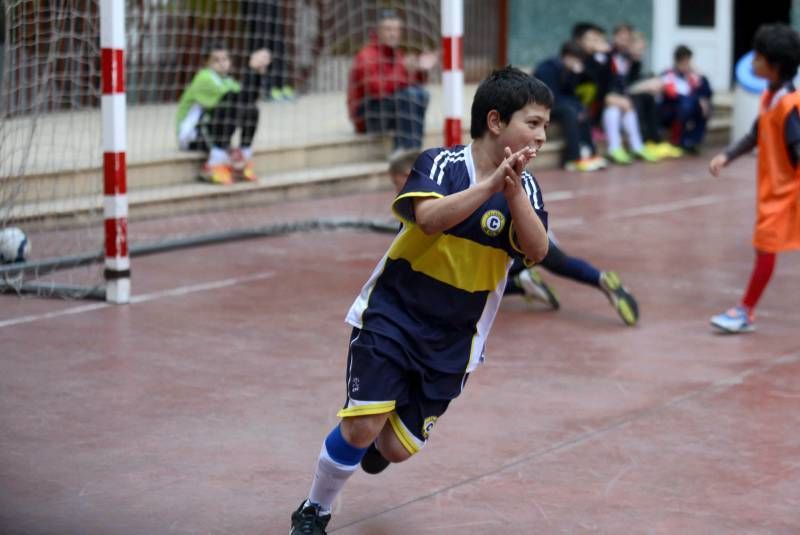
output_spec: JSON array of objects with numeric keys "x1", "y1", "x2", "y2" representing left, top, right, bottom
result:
[{"x1": 345, "y1": 145, "x2": 548, "y2": 375}]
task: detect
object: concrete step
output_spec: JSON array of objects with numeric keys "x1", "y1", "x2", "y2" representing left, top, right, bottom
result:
[{"x1": 8, "y1": 94, "x2": 732, "y2": 225}]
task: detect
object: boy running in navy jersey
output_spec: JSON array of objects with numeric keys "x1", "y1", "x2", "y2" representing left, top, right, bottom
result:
[
  {"x1": 389, "y1": 151, "x2": 639, "y2": 326},
  {"x1": 289, "y1": 66, "x2": 552, "y2": 534}
]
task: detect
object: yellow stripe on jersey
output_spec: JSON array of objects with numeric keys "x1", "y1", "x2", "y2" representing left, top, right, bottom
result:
[
  {"x1": 388, "y1": 412, "x2": 422, "y2": 455},
  {"x1": 337, "y1": 400, "x2": 396, "y2": 418},
  {"x1": 387, "y1": 223, "x2": 509, "y2": 293},
  {"x1": 392, "y1": 191, "x2": 444, "y2": 225}
]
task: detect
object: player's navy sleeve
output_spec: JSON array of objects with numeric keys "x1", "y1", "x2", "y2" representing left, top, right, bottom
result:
[
  {"x1": 784, "y1": 107, "x2": 800, "y2": 166},
  {"x1": 724, "y1": 119, "x2": 758, "y2": 162},
  {"x1": 522, "y1": 170, "x2": 548, "y2": 230},
  {"x1": 392, "y1": 148, "x2": 453, "y2": 223},
  {"x1": 508, "y1": 170, "x2": 548, "y2": 263}
]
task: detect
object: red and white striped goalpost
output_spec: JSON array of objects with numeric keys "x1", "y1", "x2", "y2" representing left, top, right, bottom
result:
[
  {"x1": 100, "y1": 0, "x2": 130, "y2": 303},
  {"x1": 441, "y1": 0, "x2": 463, "y2": 147}
]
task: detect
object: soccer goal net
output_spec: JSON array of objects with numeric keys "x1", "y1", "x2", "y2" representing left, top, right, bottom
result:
[{"x1": 0, "y1": 0, "x2": 500, "y2": 300}]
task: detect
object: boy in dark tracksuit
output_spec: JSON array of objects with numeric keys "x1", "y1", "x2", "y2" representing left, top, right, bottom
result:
[
  {"x1": 660, "y1": 45, "x2": 713, "y2": 154},
  {"x1": 535, "y1": 41, "x2": 607, "y2": 172}
]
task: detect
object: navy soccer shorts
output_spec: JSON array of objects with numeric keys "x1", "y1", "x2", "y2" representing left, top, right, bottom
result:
[{"x1": 337, "y1": 328, "x2": 469, "y2": 454}]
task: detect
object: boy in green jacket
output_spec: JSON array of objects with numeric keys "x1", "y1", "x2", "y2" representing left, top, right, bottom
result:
[{"x1": 176, "y1": 41, "x2": 271, "y2": 184}]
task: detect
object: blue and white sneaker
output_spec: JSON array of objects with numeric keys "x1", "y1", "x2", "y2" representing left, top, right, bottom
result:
[{"x1": 710, "y1": 306, "x2": 755, "y2": 334}]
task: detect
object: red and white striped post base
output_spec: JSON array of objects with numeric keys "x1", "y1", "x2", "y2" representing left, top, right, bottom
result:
[
  {"x1": 441, "y1": 0, "x2": 463, "y2": 147},
  {"x1": 100, "y1": 0, "x2": 129, "y2": 303}
]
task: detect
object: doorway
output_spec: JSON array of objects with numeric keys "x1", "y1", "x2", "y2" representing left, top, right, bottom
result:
[{"x1": 733, "y1": 0, "x2": 791, "y2": 78}]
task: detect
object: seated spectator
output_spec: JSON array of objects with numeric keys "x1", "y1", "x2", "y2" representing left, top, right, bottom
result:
[
  {"x1": 660, "y1": 44, "x2": 713, "y2": 153},
  {"x1": 347, "y1": 8, "x2": 437, "y2": 158},
  {"x1": 242, "y1": 0, "x2": 295, "y2": 101},
  {"x1": 571, "y1": 23, "x2": 609, "y2": 126},
  {"x1": 534, "y1": 40, "x2": 608, "y2": 172},
  {"x1": 613, "y1": 25, "x2": 683, "y2": 159},
  {"x1": 176, "y1": 40, "x2": 271, "y2": 184},
  {"x1": 573, "y1": 22, "x2": 660, "y2": 165}
]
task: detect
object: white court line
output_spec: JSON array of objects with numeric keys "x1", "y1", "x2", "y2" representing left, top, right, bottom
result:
[
  {"x1": 0, "y1": 302, "x2": 111, "y2": 329},
  {"x1": 608, "y1": 194, "x2": 738, "y2": 219},
  {"x1": 0, "y1": 271, "x2": 275, "y2": 329},
  {"x1": 544, "y1": 190, "x2": 575, "y2": 201},
  {"x1": 0, "y1": 187, "x2": 756, "y2": 330}
]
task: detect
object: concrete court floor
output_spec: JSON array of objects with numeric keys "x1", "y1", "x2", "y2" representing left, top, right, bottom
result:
[{"x1": 1, "y1": 152, "x2": 799, "y2": 534}]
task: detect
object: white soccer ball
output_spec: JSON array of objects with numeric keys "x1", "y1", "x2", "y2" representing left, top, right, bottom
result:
[{"x1": 0, "y1": 227, "x2": 31, "y2": 264}]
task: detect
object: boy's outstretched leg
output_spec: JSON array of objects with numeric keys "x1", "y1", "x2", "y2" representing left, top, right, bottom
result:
[
  {"x1": 515, "y1": 267, "x2": 560, "y2": 309},
  {"x1": 599, "y1": 271, "x2": 639, "y2": 326},
  {"x1": 505, "y1": 257, "x2": 560, "y2": 309},
  {"x1": 538, "y1": 239, "x2": 639, "y2": 326}
]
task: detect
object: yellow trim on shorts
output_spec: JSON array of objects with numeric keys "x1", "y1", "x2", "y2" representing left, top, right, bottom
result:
[
  {"x1": 337, "y1": 401, "x2": 396, "y2": 418},
  {"x1": 388, "y1": 412, "x2": 421, "y2": 455}
]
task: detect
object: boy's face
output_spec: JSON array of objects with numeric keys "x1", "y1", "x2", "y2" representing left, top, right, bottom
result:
[
  {"x1": 613, "y1": 29, "x2": 631, "y2": 51},
  {"x1": 390, "y1": 169, "x2": 409, "y2": 193},
  {"x1": 562, "y1": 53, "x2": 583, "y2": 73},
  {"x1": 497, "y1": 102, "x2": 550, "y2": 155},
  {"x1": 675, "y1": 57, "x2": 692, "y2": 75},
  {"x1": 580, "y1": 30, "x2": 610, "y2": 54},
  {"x1": 208, "y1": 49, "x2": 231, "y2": 76},
  {"x1": 630, "y1": 32, "x2": 646, "y2": 59},
  {"x1": 752, "y1": 52, "x2": 780, "y2": 82}
]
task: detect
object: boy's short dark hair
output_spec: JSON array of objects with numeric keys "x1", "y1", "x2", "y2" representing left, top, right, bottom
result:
[
  {"x1": 572, "y1": 22, "x2": 604, "y2": 40},
  {"x1": 753, "y1": 23, "x2": 800, "y2": 81},
  {"x1": 388, "y1": 149, "x2": 420, "y2": 176},
  {"x1": 202, "y1": 39, "x2": 229, "y2": 61},
  {"x1": 560, "y1": 40, "x2": 585, "y2": 60},
  {"x1": 613, "y1": 23, "x2": 634, "y2": 36},
  {"x1": 470, "y1": 66, "x2": 553, "y2": 139},
  {"x1": 674, "y1": 44, "x2": 692, "y2": 62}
]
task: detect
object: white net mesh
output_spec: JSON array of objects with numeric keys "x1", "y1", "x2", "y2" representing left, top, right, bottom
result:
[{"x1": 0, "y1": 0, "x2": 500, "y2": 299}]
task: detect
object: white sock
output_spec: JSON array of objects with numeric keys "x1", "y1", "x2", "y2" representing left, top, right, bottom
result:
[
  {"x1": 602, "y1": 107, "x2": 622, "y2": 151},
  {"x1": 307, "y1": 442, "x2": 359, "y2": 513},
  {"x1": 206, "y1": 146, "x2": 229, "y2": 166},
  {"x1": 241, "y1": 147, "x2": 253, "y2": 160},
  {"x1": 622, "y1": 110, "x2": 644, "y2": 152}
]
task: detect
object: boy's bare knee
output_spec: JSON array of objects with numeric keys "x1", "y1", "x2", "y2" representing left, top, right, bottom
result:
[
  {"x1": 377, "y1": 423, "x2": 413, "y2": 463},
  {"x1": 340, "y1": 413, "x2": 388, "y2": 448}
]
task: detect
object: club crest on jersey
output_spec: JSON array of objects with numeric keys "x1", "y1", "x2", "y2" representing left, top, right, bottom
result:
[
  {"x1": 422, "y1": 416, "x2": 438, "y2": 439},
  {"x1": 481, "y1": 210, "x2": 505, "y2": 237}
]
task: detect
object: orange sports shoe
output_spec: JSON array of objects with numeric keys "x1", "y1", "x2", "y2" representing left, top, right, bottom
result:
[
  {"x1": 240, "y1": 160, "x2": 258, "y2": 182},
  {"x1": 199, "y1": 163, "x2": 234, "y2": 185}
]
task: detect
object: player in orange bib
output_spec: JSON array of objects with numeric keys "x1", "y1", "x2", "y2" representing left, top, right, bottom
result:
[{"x1": 708, "y1": 23, "x2": 800, "y2": 333}]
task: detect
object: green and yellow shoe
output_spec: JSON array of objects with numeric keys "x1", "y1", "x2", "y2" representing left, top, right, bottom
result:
[
  {"x1": 599, "y1": 271, "x2": 639, "y2": 326},
  {"x1": 608, "y1": 147, "x2": 633, "y2": 165}
]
